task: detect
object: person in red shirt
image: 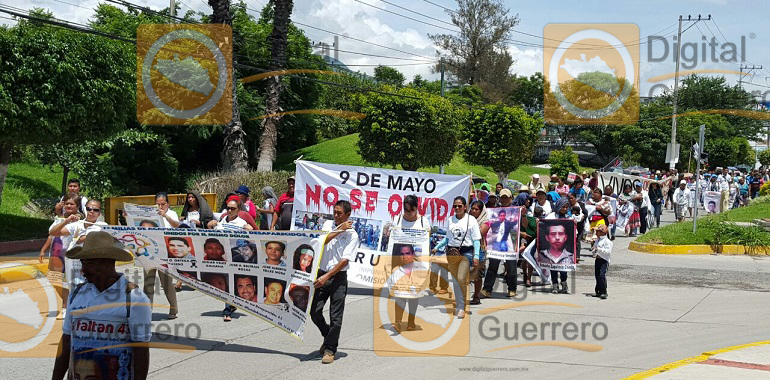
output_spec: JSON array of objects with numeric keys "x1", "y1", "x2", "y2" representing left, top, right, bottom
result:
[{"x1": 272, "y1": 176, "x2": 295, "y2": 230}]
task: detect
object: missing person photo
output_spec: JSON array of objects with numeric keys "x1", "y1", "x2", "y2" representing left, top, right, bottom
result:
[
  {"x1": 292, "y1": 244, "x2": 315, "y2": 273},
  {"x1": 264, "y1": 278, "x2": 288, "y2": 305},
  {"x1": 165, "y1": 236, "x2": 195, "y2": 259},
  {"x1": 234, "y1": 275, "x2": 259, "y2": 302},
  {"x1": 485, "y1": 206, "x2": 521, "y2": 253},
  {"x1": 177, "y1": 270, "x2": 198, "y2": 281},
  {"x1": 262, "y1": 240, "x2": 287, "y2": 267},
  {"x1": 230, "y1": 239, "x2": 258, "y2": 264},
  {"x1": 537, "y1": 219, "x2": 577, "y2": 268},
  {"x1": 202, "y1": 238, "x2": 228, "y2": 261},
  {"x1": 201, "y1": 272, "x2": 229, "y2": 293},
  {"x1": 288, "y1": 283, "x2": 310, "y2": 312},
  {"x1": 351, "y1": 217, "x2": 383, "y2": 251}
]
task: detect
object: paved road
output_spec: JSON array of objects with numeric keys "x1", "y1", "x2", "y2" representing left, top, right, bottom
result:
[{"x1": 2, "y1": 207, "x2": 769, "y2": 379}]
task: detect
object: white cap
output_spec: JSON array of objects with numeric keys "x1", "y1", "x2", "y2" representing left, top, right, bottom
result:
[
  {"x1": 680, "y1": 180, "x2": 687, "y2": 185},
  {"x1": 532, "y1": 174, "x2": 540, "y2": 179}
]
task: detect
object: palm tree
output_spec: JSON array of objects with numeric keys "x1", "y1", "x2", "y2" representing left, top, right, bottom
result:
[
  {"x1": 209, "y1": 0, "x2": 248, "y2": 172},
  {"x1": 256, "y1": 0, "x2": 293, "y2": 172}
]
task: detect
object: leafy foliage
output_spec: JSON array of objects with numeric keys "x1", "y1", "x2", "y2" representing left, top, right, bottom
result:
[
  {"x1": 460, "y1": 104, "x2": 541, "y2": 181},
  {"x1": 357, "y1": 88, "x2": 461, "y2": 171},
  {"x1": 373, "y1": 65, "x2": 406, "y2": 87},
  {"x1": 548, "y1": 147, "x2": 580, "y2": 179},
  {"x1": 758, "y1": 149, "x2": 770, "y2": 168}
]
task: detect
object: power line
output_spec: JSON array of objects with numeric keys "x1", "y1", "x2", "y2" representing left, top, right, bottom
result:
[
  {"x1": 351, "y1": 0, "x2": 456, "y2": 33},
  {"x1": 377, "y1": 0, "x2": 456, "y2": 28},
  {"x1": 291, "y1": 20, "x2": 436, "y2": 61}
]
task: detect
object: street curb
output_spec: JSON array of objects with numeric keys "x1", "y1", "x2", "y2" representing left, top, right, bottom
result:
[
  {"x1": 0, "y1": 239, "x2": 47, "y2": 255},
  {"x1": 628, "y1": 241, "x2": 770, "y2": 255},
  {"x1": 0, "y1": 262, "x2": 49, "y2": 283},
  {"x1": 624, "y1": 340, "x2": 770, "y2": 379}
]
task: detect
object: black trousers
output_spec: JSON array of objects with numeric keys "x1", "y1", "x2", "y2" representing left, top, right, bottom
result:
[
  {"x1": 483, "y1": 258, "x2": 517, "y2": 293},
  {"x1": 550, "y1": 270, "x2": 567, "y2": 283},
  {"x1": 639, "y1": 207, "x2": 649, "y2": 234},
  {"x1": 595, "y1": 257, "x2": 609, "y2": 295},
  {"x1": 394, "y1": 298, "x2": 418, "y2": 325},
  {"x1": 310, "y1": 270, "x2": 348, "y2": 354}
]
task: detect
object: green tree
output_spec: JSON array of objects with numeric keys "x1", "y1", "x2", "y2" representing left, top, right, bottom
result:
[
  {"x1": 759, "y1": 149, "x2": 770, "y2": 168},
  {"x1": 548, "y1": 147, "x2": 580, "y2": 179},
  {"x1": 508, "y1": 72, "x2": 543, "y2": 115},
  {"x1": 357, "y1": 88, "x2": 460, "y2": 171},
  {"x1": 374, "y1": 65, "x2": 406, "y2": 87},
  {"x1": 0, "y1": 11, "x2": 135, "y2": 205},
  {"x1": 660, "y1": 75, "x2": 762, "y2": 140},
  {"x1": 429, "y1": 0, "x2": 518, "y2": 97},
  {"x1": 460, "y1": 104, "x2": 541, "y2": 182}
]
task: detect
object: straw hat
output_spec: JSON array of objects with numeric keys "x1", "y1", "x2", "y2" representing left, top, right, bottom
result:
[{"x1": 66, "y1": 231, "x2": 133, "y2": 262}]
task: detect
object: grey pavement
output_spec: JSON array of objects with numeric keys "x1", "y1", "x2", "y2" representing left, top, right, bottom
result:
[{"x1": 2, "y1": 207, "x2": 769, "y2": 379}]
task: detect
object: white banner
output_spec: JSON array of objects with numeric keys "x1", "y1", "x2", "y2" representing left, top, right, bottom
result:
[
  {"x1": 597, "y1": 172, "x2": 669, "y2": 195},
  {"x1": 103, "y1": 226, "x2": 325, "y2": 340},
  {"x1": 123, "y1": 203, "x2": 165, "y2": 228},
  {"x1": 292, "y1": 160, "x2": 471, "y2": 286}
]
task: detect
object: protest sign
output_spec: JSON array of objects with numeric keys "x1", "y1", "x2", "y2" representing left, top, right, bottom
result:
[
  {"x1": 484, "y1": 207, "x2": 521, "y2": 261},
  {"x1": 536, "y1": 219, "x2": 577, "y2": 272},
  {"x1": 123, "y1": 203, "x2": 164, "y2": 228},
  {"x1": 567, "y1": 172, "x2": 577, "y2": 183},
  {"x1": 597, "y1": 172, "x2": 668, "y2": 195},
  {"x1": 703, "y1": 191, "x2": 722, "y2": 213},
  {"x1": 292, "y1": 160, "x2": 471, "y2": 286},
  {"x1": 385, "y1": 227, "x2": 431, "y2": 299},
  {"x1": 102, "y1": 226, "x2": 324, "y2": 339}
]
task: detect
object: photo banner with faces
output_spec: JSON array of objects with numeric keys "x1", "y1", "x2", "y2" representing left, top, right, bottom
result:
[
  {"x1": 123, "y1": 203, "x2": 165, "y2": 228},
  {"x1": 102, "y1": 226, "x2": 325, "y2": 340},
  {"x1": 293, "y1": 160, "x2": 471, "y2": 287},
  {"x1": 484, "y1": 206, "x2": 522, "y2": 261},
  {"x1": 703, "y1": 191, "x2": 722, "y2": 213}
]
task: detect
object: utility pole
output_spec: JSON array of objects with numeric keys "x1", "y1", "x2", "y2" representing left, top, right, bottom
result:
[
  {"x1": 439, "y1": 58, "x2": 446, "y2": 175},
  {"x1": 169, "y1": 0, "x2": 175, "y2": 17},
  {"x1": 693, "y1": 124, "x2": 705, "y2": 234},
  {"x1": 738, "y1": 64, "x2": 763, "y2": 89},
  {"x1": 669, "y1": 14, "x2": 711, "y2": 171}
]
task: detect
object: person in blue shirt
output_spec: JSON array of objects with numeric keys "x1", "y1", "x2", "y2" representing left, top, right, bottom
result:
[
  {"x1": 546, "y1": 183, "x2": 561, "y2": 203},
  {"x1": 569, "y1": 179, "x2": 589, "y2": 204}
]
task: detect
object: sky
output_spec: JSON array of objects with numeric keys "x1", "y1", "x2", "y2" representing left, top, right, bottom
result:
[{"x1": 4, "y1": 0, "x2": 770, "y2": 98}]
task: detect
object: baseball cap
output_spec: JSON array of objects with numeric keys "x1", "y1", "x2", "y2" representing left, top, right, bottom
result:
[
  {"x1": 532, "y1": 174, "x2": 540, "y2": 179},
  {"x1": 680, "y1": 180, "x2": 687, "y2": 185},
  {"x1": 518, "y1": 185, "x2": 530, "y2": 193},
  {"x1": 500, "y1": 189, "x2": 512, "y2": 198}
]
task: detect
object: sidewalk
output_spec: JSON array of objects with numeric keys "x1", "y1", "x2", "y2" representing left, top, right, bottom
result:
[{"x1": 627, "y1": 341, "x2": 770, "y2": 379}]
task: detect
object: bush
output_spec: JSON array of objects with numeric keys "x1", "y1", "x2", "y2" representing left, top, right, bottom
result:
[
  {"x1": 706, "y1": 217, "x2": 770, "y2": 254},
  {"x1": 760, "y1": 182, "x2": 770, "y2": 197},
  {"x1": 189, "y1": 170, "x2": 294, "y2": 209},
  {"x1": 548, "y1": 147, "x2": 580, "y2": 179}
]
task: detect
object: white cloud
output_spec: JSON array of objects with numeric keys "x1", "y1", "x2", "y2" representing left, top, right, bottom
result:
[{"x1": 509, "y1": 45, "x2": 543, "y2": 77}]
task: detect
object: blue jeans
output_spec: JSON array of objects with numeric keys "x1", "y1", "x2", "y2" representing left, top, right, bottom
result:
[
  {"x1": 595, "y1": 257, "x2": 609, "y2": 295},
  {"x1": 223, "y1": 303, "x2": 235, "y2": 317}
]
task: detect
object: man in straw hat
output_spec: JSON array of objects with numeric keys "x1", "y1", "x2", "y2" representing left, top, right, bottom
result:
[{"x1": 53, "y1": 231, "x2": 151, "y2": 380}]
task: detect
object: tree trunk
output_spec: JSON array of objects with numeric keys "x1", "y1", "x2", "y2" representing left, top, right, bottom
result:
[
  {"x1": 496, "y1": 171, "x2": 509, "y2": 184},
  {"x1": 210, "y1": 0, "x2": 248, "y2": 173},
  {"x1": 256, "y1": 0, "x2": 294, "y2": 172},
  {"x1": 0, "y1": 143, "x2": 10, "y2": 207},
  {"x1": 61, "y1": 165, "x2": 70, "y2": 196}
]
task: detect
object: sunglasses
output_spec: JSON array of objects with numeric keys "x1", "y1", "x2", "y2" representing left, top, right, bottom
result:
[
  {"x1": 452, "y1": 204, "x2": 463, "y2": 209},
  {"x1": 226, "y1": 207, "x2": 238, "y2": 211},
  {"x1": 86, "y1": 207, "x2": 101, "y2": 213}
]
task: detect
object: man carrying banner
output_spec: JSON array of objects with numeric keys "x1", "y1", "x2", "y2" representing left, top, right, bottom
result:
[
  {"x1": 52, "y1": 231, "x2": 151, "y2": 380},
  {"x1": 312, "y1": 200, "x2": 358, "y2": 364}
]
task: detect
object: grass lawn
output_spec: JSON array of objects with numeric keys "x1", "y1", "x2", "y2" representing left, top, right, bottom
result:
[
  {"x1": 636, "y1": 197, "x2": 770, "y2": 245},
  {"x1": 275, "y1": 133, "x2": 552, "y2": 184},
  {"x1": 1, "y1": 163, "x2": 64, "y2": 242}
]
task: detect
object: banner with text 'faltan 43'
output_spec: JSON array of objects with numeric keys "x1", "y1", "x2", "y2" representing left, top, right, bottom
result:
[
  {"x1": 292, "y1": 160, "x2": 471, "y2": 286},
  {"x1": 102, "y1": 226, "x2": 325, "y2": 340}
]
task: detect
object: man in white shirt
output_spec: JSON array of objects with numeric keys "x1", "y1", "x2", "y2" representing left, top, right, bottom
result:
[
  {"x1": 592, "y1": 224, "x2": 612, "y2": 299},
  {"x1": 673, "y1": 180, "x2": 690, "y2": 222},
  {"x1": 312, "y1": 200, "x2": 358, "y2": 365},
  {"x1": 52, "y1": 231, "x2": 151, "y2": 380}
]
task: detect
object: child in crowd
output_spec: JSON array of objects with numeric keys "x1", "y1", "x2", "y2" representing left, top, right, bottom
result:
[{"x1": 592, "y1": 224, "x2": 612, "y2": 300}]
